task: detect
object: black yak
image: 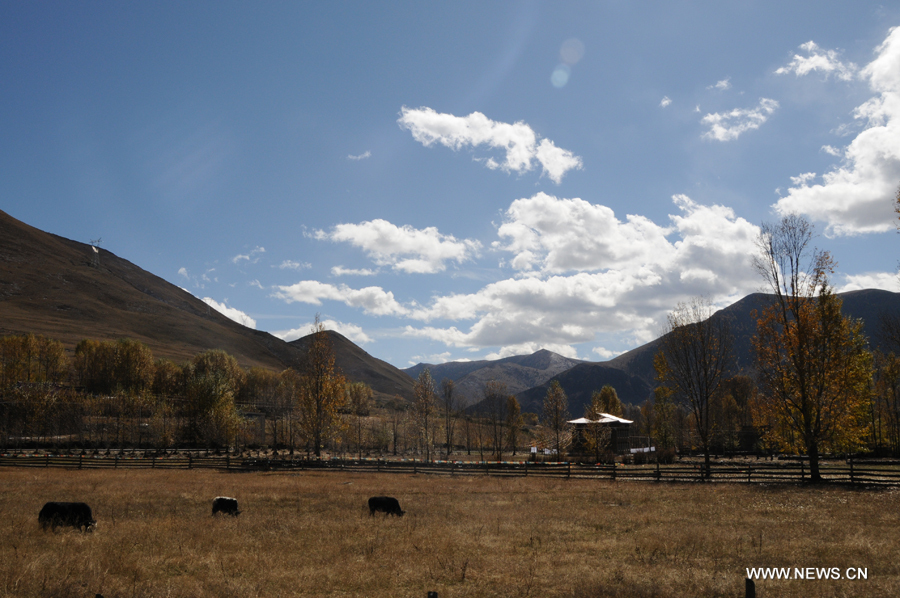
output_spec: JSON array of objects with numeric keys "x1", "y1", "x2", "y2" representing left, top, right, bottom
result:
[
  {"x1": 39, "y1": 502, "x2": 96, "y2": 532},
  {"x1": 368, "y1": 496, "x2": 405, "y2": 517},
  {"x1": 212, "y1": 496, "x2": 241, "y2": 516}
]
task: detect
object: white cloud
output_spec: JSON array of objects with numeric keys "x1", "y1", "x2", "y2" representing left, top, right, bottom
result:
[
  {"x1": 331, "y1": 265, "x2": 377, "y2": 277},
  {"x1": 404, "y1": 193, "x2": 760, "y2": 355},
  {"x1": 408, "y1": 351, "x2": 454, "y2": 366},
  {"x1": 201, "y1": 297, "x2": 257, "y2": 329},
  {"x1": 493, "y1": 192, "x2": 672, "y2": 274},
  {"x1": 232, "y1": 246, "x2": 265, "y2": 264},
  {"x1": 348, "y1": 151, "x2": 371, "y2": 161},
  {"x1": 178, "y1": 267, "x2": 189, "y2": 279},
  {"x1": 273, "y1": 319, "x2": 373, "y2": 344},
  {"x1": 314, "y1": 219, "x2": 481, "y2": 274},
  {"x1": 790, "y1": 172, "x2": 817, "y2": 186},
  {"x1": 276, "y1": 260, "x2": 311, "y2": 270},
  {"x1": 821, "y1": 145, "x2": 843, "y2": 157},
  {"x1": 707, "y1": 77, "x2": 732, "y2": 91},
  {"x1": 593, "y1": 346, "x2": 625, "y2": 360},
  {"x1": 774, "y1": 27, "x2": 900, "y2": 235},
  {"x1": 660, "y1": 96, "x2": 672, "y2": 108},
  {"x1": 775, "y1": 41, "x2": 858, "y2": 81},
  {"x1": 837, "y1": 271, "x2": 900, "y2": 293},
  {"x1": 701, "y1": 98, "x2": 779, "y2": 141},
  {"x1": 284, "y1": 193, "x2": 763, "y2": 358},
  {"x1": 271, "y1": 280, "x2": 408, "y2": 317},
  {"x1": 397, "y1": 106, "x2": 582, "y2": 183}
]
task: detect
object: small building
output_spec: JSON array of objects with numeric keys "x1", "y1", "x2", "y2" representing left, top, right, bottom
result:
[{"x1": 568, "y1": 413, "x2": 634, "y2": 456}]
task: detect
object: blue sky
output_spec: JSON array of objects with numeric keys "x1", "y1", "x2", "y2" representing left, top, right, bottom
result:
[{"x1": 3, "y1": 2, "x2": 900, "y2": 368}]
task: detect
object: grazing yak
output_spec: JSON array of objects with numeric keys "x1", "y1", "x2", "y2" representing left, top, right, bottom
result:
[
  {"x1": 212, "y1": 496, "x2": 241, "y2": 517},
  {"x1": 38, "y1": 502, "x2": 96, "y2": 532},
  {"x1": 368, "y1": 496, "x2": 405, "y2": 517}
]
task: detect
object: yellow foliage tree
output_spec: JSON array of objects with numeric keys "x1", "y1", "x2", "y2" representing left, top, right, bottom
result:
[
  {"x1": 752, "y1": 215, "x2": 873, "y2": 481},
  {"x1": 297, "y1": 316, "x2": 346, "y2": 458}
]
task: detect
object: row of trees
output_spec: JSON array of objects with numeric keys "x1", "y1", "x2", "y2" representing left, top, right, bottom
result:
[{"x1": 0, "y1": 317, "x2": 351, "y2": 454}]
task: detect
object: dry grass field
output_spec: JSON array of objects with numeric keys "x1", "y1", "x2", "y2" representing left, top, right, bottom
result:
[{"x1": 0, "y1": 468, "x2": 897, "y2": 598}]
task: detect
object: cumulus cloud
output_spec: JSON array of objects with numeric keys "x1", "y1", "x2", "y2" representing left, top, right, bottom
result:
[
  {"x1": 397, "y1": 106, "x2": 582, "y2": 183},
  {"x1": 232, "y1": 246, "x2": 265, "y2": 264},
  {"x1": 273, "y1": 319, "x2": 373, "y2": 344},
  {"x1": 774, "y1": 27, "x2": 900, "y2": 235},
  {"x1": 201, "y1": 297, "x2": 257, "y2": 329},
  {"x1": 404, "y1": 193, "x2": 760, "y2": 355},
  {"x1": 271, "y1": 280, "x2": 408, "y2": 317},
  {"x1": 660, "y1": 96, "x2": 672, "y2": 108},
  {"x1": 178, "y1": 267, "x2": 189, "y2": 279},
  {"x1": 347, "y1": 151, "x2": 371, "y2": 161},
  {"x1": 314, "y1": 219, "x2": 481, "y2": 274},
  {"x1": 593, "y1": 346, "x2": 625, "y2": 360},
  {"x1": 775, "y1": 41, "x2": 858, "y2": 81},
  {"x1": 279, "y1": 193, "x2": 762, "y2": 358},
  {"x1": 701, "y1": 98, "x2": 779, "y2": 141},
  {"x1": 837, "y1": 271, "x2": 900, "y2": 293}
]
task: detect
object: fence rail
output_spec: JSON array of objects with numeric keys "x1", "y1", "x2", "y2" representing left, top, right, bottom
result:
[{"x1": 2, "y1": 454, "x2": 900, "y2": 485}]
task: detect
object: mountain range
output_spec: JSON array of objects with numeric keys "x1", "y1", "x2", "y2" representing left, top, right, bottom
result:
[{"x1": 2, "y1": 208, "x2": 898, "y2": 416}]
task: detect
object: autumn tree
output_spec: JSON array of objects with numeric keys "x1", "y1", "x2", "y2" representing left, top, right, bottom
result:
[
  {"x1": 241, "y1": 367, "x2": 282, "y2": 449},
  {"x1": 0, "y1": 334, "x2": 68, "y2": 387},
  {"x1": 542, "y1": 380, "x2": 570, "y2": 458},
  {"x1": 506, "y1": 395, "x2": 523, "y2": 455},
  {"x1": 482, "y1": 380, "x2": 508, "y2": 457},
  {"x1": 297, "y1": 316, "x2": 346, "y2": 458},
  {"x1": 440, "y1": 378, "x2": 458, "y2": 458},
  {"x1": 184, "y1": 349, "x2": 245, "y2": 449},
  {"x1": 346, "y1": 381, "x2": 373, "y2": 459},
  {"x1": 752, "y1": 214, "x2": 873, "y2": 481},
  {"x1": 873, "y1": 351, "x2": 900, "y2": 455},
  {"x1": 654, "y1": 296, "x2": 733, "y2": 476},
  {"x1": 593, "y1": 385, "x2": 623, "y2": 417},
  {"x1": 413, "y1": 368, "x2": 437, "y2": 461}
]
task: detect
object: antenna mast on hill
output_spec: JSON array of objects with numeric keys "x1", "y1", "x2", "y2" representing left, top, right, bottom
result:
[{"x1": 89, "y1": 238, "x2": 102, "y2": 267}]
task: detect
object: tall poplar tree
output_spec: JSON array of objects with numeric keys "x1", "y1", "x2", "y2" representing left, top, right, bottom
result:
[
  {"x1": 542, "y1": 380, "x2": 570, "y2": 459},
  {"x1": 297, "y1": 316, "x2": 346, "y2": 458}
]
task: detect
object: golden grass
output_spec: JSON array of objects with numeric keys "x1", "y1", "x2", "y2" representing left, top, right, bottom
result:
[{"x1": 0, "y1": 468, "x2": 897, "y2": 597}]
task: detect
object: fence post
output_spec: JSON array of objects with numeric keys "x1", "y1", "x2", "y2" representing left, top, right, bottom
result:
[
  {"x1": 850, "y1": 458, "x2": 854, "y2": 485},
  {"x1": 115, "y1": 455, "x2": 119, "y2": 469},
  {"x1": 45, "y1": 454, "x2": 49, "y2": 468},
  {"x1": 567, "y1": 463, "x2": 571, "y2": 479},
  {"x1": 747, "y1": 465, "x2": 751, "y2": 484},
  {"x1": 188, "y1": 455, "x2": 193, "y2": 470},
  {"x1": 745, "y1": 577, "x2": 756, "y2": 598},
  {"x1": 801, "y1": 462, "x2": 804, "y2": 482},
  {"x1": 78, "y1": 454, "x2": 83, "y2": 470},
  {"x1": 656, "y1": 460, "x2": 660, "y2": 482},
  {"x1": 524, "y1": 460, "x2": 528, "y2": 477},
  {"x1": 152, "y1": 456, "x2": 156, "y2": 469}
]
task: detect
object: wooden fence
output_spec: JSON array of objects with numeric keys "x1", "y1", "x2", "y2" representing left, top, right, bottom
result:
[{"x1": 2, "y1": 454, "x2": 900, "y2": 486}]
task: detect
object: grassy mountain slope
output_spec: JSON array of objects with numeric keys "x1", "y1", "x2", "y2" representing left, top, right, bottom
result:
[{"x1": 0, "y1": 209, "x2": 415, "y2": 399}]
